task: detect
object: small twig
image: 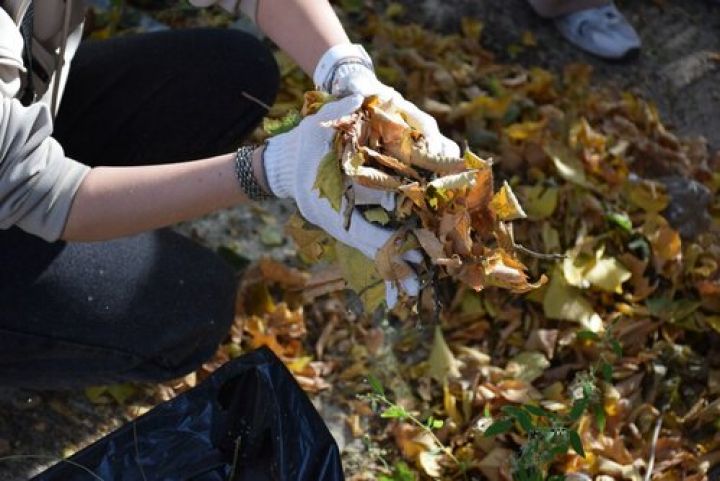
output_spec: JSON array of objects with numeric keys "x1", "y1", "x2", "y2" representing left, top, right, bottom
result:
[
  {"x1": 133, "y1": 421, "x2": 148, "y2": 481},
  {"x1": 513, "y1": 242, "x2": 566, "y2": 261},
  {"x1": 356, "y1": 279, "x2": 384, "y2": 298},
  {"x1": 644, "y1": 410, "x2": 664, "y2": 481},
  {"x1": 241, "y1": 91, "x2": 271, "y2": 111},
  {"x1": 0, "y1": 454, "x2": 105, "y2": 481}
]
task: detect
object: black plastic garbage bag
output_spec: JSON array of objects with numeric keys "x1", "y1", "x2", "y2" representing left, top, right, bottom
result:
[{"x1": 31, "y1": 347, "x2": 344, "y2": 481}]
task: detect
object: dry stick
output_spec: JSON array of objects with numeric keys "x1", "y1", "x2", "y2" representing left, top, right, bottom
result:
[
  {"x1": 644, "y1": 410, "x2": 664, "y2": 481},
  {"x1": 0, "y1": 454, "x2": 105, "y2": 481},
  {"x1": 133, "y1": 421, "x2": 149, "y2": 481},
  {"x1": 241, "y1": 91, "x2": 272, "y2": 112},
  {"x1": 513, "y1": 242, "x2": 567, "y2": 261}
]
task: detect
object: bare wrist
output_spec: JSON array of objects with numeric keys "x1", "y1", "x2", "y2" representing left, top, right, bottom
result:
[{"x1": 251, "y1": 144, "x2": 272, "y2": 195}]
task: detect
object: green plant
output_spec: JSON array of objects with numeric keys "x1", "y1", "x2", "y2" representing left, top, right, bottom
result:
[
  {"x1": 484, "y1": 328, "x2": 623, "y2": 481},
  {"x1": 378, "y1": 460, "x2": 417, "y2": 481},
  {"x1": 361, "y1": 375, "x2": 467, "y2": 477}
]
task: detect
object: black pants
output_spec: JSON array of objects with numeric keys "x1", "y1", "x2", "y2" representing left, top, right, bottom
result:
[{"x1": 0, "y1": 29, "x2": 279, "y2": 389}]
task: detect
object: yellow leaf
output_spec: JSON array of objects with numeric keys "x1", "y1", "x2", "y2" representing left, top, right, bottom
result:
[
  {"x1": 518, "y1": 185, "x2": 558, "y2": 220},
  {"x1": 313, "y1": 150, "x2": 344, "y2": 212},
  {"x1": 521, "y1": 30, "x2": 537, "y2": 47},
  {"x1": 490, "y1": 181, "x2": 527, "y2": 221},
  {"x1": 641, "y1": 214, "x2": 682, "y2": 272},
  {"x1": 482, "y1": 250, "x2": 546, "y2": 293},
  {"x1": 563, "y1": 248, "x2": 631, "y2": 294},
  {"x1": 286, "y1": 356, "x2": 313, "y2": 374},
  {"x1": 584, "y1": 255, "x2": 631, "y2": 294},
  {"x1": 285, "y1": 213, "x2": 331, "y2": 263},
  {"x1": 301, "y1": 90, "x2": 333, "y2": 116},
  {"x1": 84, "y1": 386, "x2": 109, "y2": 404},
  {"x1": 335, "y1": 242, "x2": 385, "y2": 312},
  {"x1": 705, "y1": 315, "x2": 720, "y2": 335},
  {"x1": 385, "y1": 2, "x2": 405, "y2": 18},
  {"x1": 443, "y1": 382, "x2": 463, "y2": 424},
  {"x1": 461, "y1": 17, "x2": 484, "y2": 41},
  {"x1": 428, "y1": 326, "x2": 461, "y2": 384},
  {"x1": 464, "y1": 148, "x2": 493, "y2": 170},
  {"x1": 454, "y1": 95, "x2": 513, "y2": 121},
  {"x1": 85, "y1": 384, "x2": 137, "y2": 405},
  {"x1": 543, "y1": 267, "x2": 603, "y2": 332},
  {"x1": 625, "y1": 179, "x2": 669, "y2": 212},
  {"x1": 504, "y1": 120, "x2": 545, "y2": 141},
  {"x1": 545, "y1": 141, "x2": 593, "y2": 189},
  {"x1": 363, "y1": 208, "x2": 391, "y2": 225},
  {"x1": 505, "y1": 351, "x2": 550, "y2": 383}
]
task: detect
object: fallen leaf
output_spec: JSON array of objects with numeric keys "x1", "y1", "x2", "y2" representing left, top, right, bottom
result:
[
  {"x1": 543, "y1": 267, "x2": 604, "y2": 332},
  {"x1": 505, "y1": 351, "x2": 550, "y2": 383},
  {"x1": 427, "y1": 325, "x2": 461, "y2": 384},
  {"x1": 545, "y1": 141, "x2": 593, "y2": 189},
  {"x1": 335, "y1": 242, "x2": 385, "y2": 311}
]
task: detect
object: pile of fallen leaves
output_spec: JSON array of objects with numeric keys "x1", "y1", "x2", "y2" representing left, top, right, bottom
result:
[{"x1": 142, "y1": 10, "x2": 720, "y2": 481}]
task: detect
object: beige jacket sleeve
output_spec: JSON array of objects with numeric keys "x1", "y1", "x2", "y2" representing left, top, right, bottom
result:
[
  {"x1": 0, "y1": 9, "x2": 90, "y2": 242},
  {"x1": 0, "y1": 97, "x2": 90, "y2": 241}
]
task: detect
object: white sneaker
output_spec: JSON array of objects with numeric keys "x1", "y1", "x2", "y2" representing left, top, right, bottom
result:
[{"x1": 554, "y1": 3, "x2": 641, "y2": 59}]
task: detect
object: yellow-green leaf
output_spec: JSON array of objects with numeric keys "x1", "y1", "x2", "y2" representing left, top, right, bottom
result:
[
  {"x1": 335, "y1": 242, "x2": 385, "y2": 311},
  {"x1": 313, "y1": 151, "x2": 345, "y2": 212},
  {"x1": 519, "y1": 185, "x2": 558, "y2": 220},
  {"x1": 505, "y1": 351, "x2": 550, "y2": 383},
  {"x1": 428, "y1": 325, "x2": 461, "y2": 384},
  {"x1": 363, "y1": 208, "x2": 391, "y2": 225},
  {"x1": 263, "y1": 110, "x2": 301, "y2": 135}
]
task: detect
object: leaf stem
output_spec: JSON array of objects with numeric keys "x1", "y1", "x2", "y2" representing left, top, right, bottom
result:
[{"x1": 372, "y1": 393, "x2": 464, "y2": 473}]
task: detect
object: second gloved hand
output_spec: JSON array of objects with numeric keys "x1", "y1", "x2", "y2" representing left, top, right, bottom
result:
[
  {"x1": 263, "y1": 94, "x2": 419, "y2": 307},
  {"x1": 313, "y1": 43, "x2": 461, "y2": 159}
]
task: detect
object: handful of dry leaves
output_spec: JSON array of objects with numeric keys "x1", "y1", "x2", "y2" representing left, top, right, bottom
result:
[{"x1": 286, "y1": 91, "x2": 548, "y2": 311}]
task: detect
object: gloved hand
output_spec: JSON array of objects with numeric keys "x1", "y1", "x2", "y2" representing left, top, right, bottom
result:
[
  {"x1": 263, "y1": 94, "x2": 419, "y2": 307},
  {"x1": 313, "y1": 43, "x2": 461, "y2": 159}
]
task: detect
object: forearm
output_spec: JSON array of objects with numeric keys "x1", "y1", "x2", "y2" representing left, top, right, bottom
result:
[
  {"x1": 62, "y1": 149, "x2": 267, "y2": 242},
  {"x1": 256, "y1": 0, "x2": 349, "y2": 75}
]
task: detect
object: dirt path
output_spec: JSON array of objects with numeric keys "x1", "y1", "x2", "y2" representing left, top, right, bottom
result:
[{"x1": 419, "y1": 0, "x2": 720, "y2": 149}]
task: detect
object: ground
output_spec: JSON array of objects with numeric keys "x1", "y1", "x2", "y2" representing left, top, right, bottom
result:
[{"x1": 1, "y1": 1, "x2": 719, "y2": 480}]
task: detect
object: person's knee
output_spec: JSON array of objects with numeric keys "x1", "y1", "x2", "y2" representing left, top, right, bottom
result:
[
  {"x1": 149, "y1": 311, "x2": 234, "y2": 380},
  {"x1": 131, "y1": 230, "x2": 238, "y2": 381},
  {"x1": 148, "y1": 261, "x2": 236, "y2": 379}
]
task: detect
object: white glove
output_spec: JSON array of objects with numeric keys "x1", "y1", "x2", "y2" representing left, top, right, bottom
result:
[
  {"x1": 263, "y1": 95, "x2": 419, "y2": 307},
  {"x1": 313, "y1": 43, "x2": 461, "y2": 159}
]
